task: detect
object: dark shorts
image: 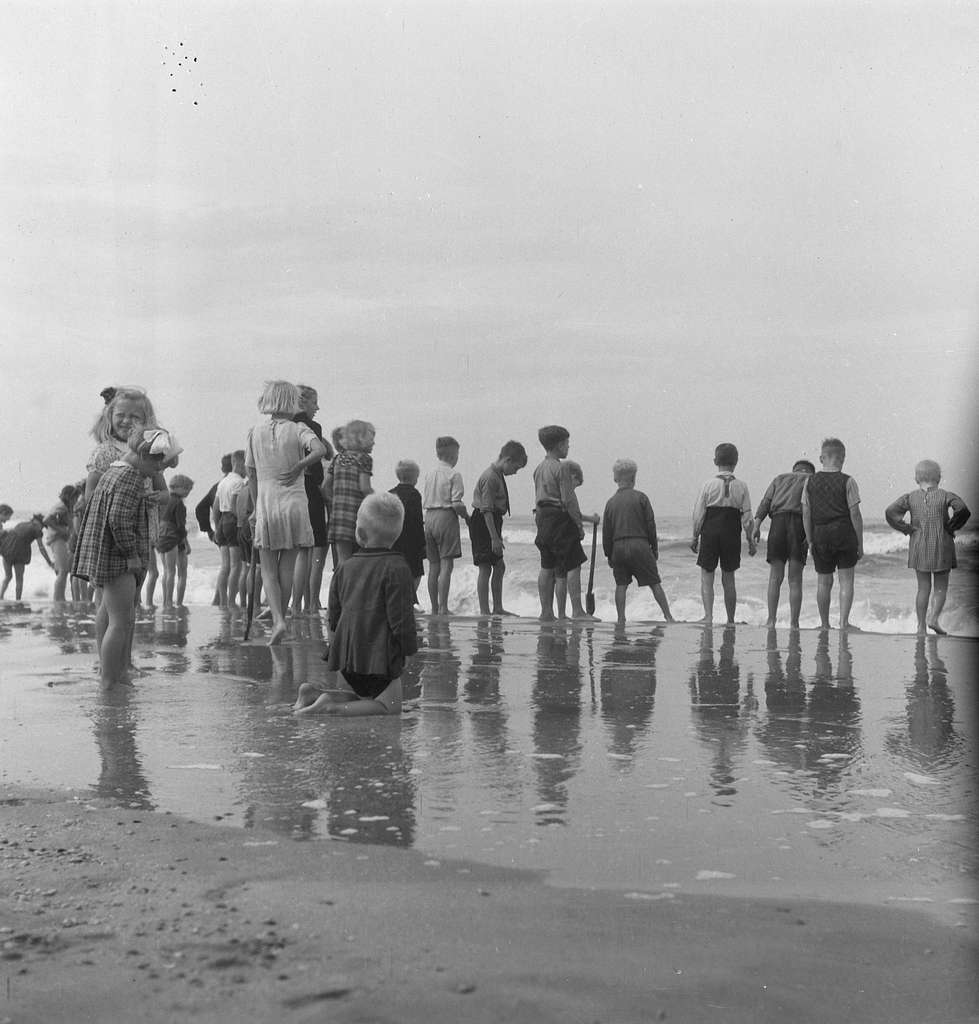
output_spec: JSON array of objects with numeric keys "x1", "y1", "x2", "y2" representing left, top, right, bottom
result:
[
  {"x1": 469, "y1": 510, "x2": 504, "y2": 566},
  {"x1": 306, "y1": 483, "x2": 328, "y2": 547},
  {"x1": 766, "y1": 512, "x2": 808, "y2": 565},
  {"x1": 341, "y1": 670, "x2": 395, "y2": 700},
  {"x1": 611, "y1": 538, "x2": 661, "y2": 587},
  {"x1": 811, "y1": 520, "x2": 859, "y2": 574},
  {"x1": 214, "y1": 511, "x2": 238, "y2": 547},
  {"x1": 155, "y1": 523, "x2": 180, "y2": 554},
  {"x1": 697, "y1": 507, "x2": 742, "y2": 573},
  {"x1": 534, "y1": 505, "x2": 586, "y2": 576}
]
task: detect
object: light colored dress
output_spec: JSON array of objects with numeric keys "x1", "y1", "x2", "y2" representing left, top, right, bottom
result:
[
  {"x1": 246, "y1": 418, "x2": 317, "y2": 551},
  {"x1": 885, "y1": 487, "x2": 970, "y2": 572}
]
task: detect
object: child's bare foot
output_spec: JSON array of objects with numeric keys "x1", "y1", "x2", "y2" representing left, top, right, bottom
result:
[
  {"x1": 764, "y1": 618, "x2": 776, "y2": 628},
  {"x1": 572, "y1": 611, "x2": 599, "y2": 621},
  {"x1": 927, "y1": 622, "x2": 947, "y2": 636},
  {"x1": 539, "y1": 612, "x2": 556, "y2": 622},
  {"x1": 664, "y1": 614, "x2": 676, "y2": 623},
  {"x1": 268, "y1": 625, "x2": 287, "y2": 646},
  {"x1": 492, "y1": 608, "x2": 517, "y2": 617},
  {"x1": 841, "y1": 623, "x2": 862, "y2": 633}
]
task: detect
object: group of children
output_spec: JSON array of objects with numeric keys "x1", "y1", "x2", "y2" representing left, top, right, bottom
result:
[{"x1": 2, "y1": 384, "x2": 971, "y2": 713}]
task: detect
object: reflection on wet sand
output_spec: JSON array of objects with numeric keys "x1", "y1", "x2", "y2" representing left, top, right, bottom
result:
[{"x1": 4, "y1": 602, "x2": 974, "y2": 909}]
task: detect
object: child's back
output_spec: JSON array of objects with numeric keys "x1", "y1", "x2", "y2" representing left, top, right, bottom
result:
[{"x1": 603, "y1": 486, "x2": 657, "y2": 548}]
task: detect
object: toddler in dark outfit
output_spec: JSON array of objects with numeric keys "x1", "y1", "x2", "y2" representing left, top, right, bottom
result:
[{"x1": 294, "y1": 492, "x2": 418, "y2": 716}]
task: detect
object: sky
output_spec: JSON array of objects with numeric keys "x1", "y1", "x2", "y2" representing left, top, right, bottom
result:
[{"x1": 2, "y1": 1, "x2": 977, "y2": 520}]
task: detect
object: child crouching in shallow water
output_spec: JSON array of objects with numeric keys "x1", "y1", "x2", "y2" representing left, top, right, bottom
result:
[
  {"x1": 294, "y1": 492, "x2": 417, "y2": 716},
  {"x1": 72, "y1": 428, "x2": 182, "y2": 689}
]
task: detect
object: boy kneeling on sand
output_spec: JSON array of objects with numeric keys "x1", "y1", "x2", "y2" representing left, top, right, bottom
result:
[{"x1": 294, "y1": 492, "x2": 417, "y2": 716}]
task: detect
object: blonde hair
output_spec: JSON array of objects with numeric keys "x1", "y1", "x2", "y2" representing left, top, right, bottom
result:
[
  {"x1": 395, "y1": 459, "x2": 420, "y2": 483},
  {"x1": 343, "y1": 419, "x2": 375, "y2": 452},
  {"x1": 914, "y1": 459, "x2": 941, "y2": 485},
  {"x1": 613, "y1": 458, "x2": 637, "y2": 480},
  {"x1": 90, "y1": 387, "x2": 157, "y2": 442},
  {"x1": 169, "y1": 474, "x2": 195, "y2": 494},
  {"x1": 258, "y1": 380, "x2": 301, "y2": 415},
  {"x1": 355, "y1": 492, "x2": 404, "y2": 548},
  {"x1": 563, "y1": 459, "x2": 583, "y2": 485}
]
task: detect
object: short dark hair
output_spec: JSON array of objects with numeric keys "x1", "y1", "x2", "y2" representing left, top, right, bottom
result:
[
  {"x1": 0, "y1": 504, "x2": 13, "y2": 517},
  {"x1": 498, "y1": 440, "x2": 528, "y2": 466},
  {"x1": 821, "y1": 437, "x2": 846, "y2": 461},
  {"x1": 220, "y1": 453, "x2": 233, "y2": 473},
  {"x1": 436, "y1": 436, "x2": 460, "y2": 456},
  {"x1": 792, "y1": 459, "x2": 816, "y2": 474},
  {"x1": 714, "y1": 442, "x2": 739, "y2": 467},
  {"x1": 538, "y1": 425, "x2": 569, "y2": 450}
]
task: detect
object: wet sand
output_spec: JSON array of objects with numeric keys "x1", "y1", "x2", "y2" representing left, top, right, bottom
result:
[{"x1": 1, "y1": 602, "x2": 977, "y2": 1022}]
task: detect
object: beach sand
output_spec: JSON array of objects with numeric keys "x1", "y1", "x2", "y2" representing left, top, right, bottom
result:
[{"x1": 1, "y1": 603, "x2": 976, "y2": 1022}]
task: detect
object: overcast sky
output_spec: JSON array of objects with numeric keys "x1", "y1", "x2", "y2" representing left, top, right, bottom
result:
[{"x1": 2, "y1": 1, "x2": 977, "y2": 519}]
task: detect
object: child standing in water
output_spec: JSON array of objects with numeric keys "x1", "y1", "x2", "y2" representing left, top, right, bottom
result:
[
  {"x1": 158, "y1": 474, "x2": 194, "y2": 609},
  {"x1": 1, "y1": 514, "x2": 54, "y2": 601},
  {"x1": 690, "y1": 443, "x2": 756, "y2": 624},
  {"x1": 885, "y1": 460, "x2": 970, "y2": 636},
  {"x1": 72, "y1": 428, "x2": 182, "y2": 688},
  {"x1": 294, "y1": 492, "x2": 417, "y2": 716},
  {"x1": 325, "y1": 420, "x2": 375, "y2": 568},
  {"x1": 389, "y1": 459, "x2": 426, "y2": 600}
]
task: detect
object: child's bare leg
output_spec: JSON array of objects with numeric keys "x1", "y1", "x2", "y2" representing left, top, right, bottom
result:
[
  {"x1": 227, "y1": 547, "x2": 243, "y2": 609},
  {"x1": 568, "y1": 568, "x2": 595, "y2": 619},
  {"x1": 787, "y1": 560, "x2": 804, "y2": 628},
  {"x1": 816, "y1": 573, "x2": 833, "y2": 630},
  {"x1": 766, "y1": 561, "x2": 786, "y2": 627},
  {"x1": 427, "y1": 560, "x2": 440, "y2": 614},
  {"x1": 144, "y1": 551, "x2": 158, "y2": 607},
  {"x1": 0, "y1": 558, "x2": 11, "y2": 599},
  {"x1": 176, "y1": 550, "x2": 188, "y2": 606},
  {"x1": 914, "y1": 570, "x2": 931, "y2": 635},
  {"x1": 161, "y1": 551, "x2": 176, "y2": 608},
  {"x1": 699, "y1": 569, "x2": 715, "y2": 623},
  {"x1": 14, "y1": 564, "x2": 25, "y2": 601},
  {"x1": 555, "y1": 572, "x2": 569, "y2": 619},
  {"x1": 490, "y1": 560, "x2": 512, "y2": 614},
  {"x1": 928, "y1": 571, "x2": 949, "y2": 634},
  {"x1": 291, "y1": 548, "x2": 310, "y2": 613},
  {"x1": 838, "y1": 567, "x2": 857, "y2": 630},
  {"x1": 476, "y1": 563, "x2": 492, "y2": 615},
  {"x1": 412, "y1": 575, "x2": 423, "y2": 605},
  {"x1": 259, "y1": 549, "x2": 289, "y2": 644},
  {"x1": 100, "y1": 574, "x2": 137, "y2": 688},
  {"x1": 538, "y1": 567, "x2": 556, "y2": 621},
  {"x1": 720, "y1": 570, "x2": 737, "y2": 624},
  {"x1": 650, "y1": 583, "x2": 674, "y2": 621},
  {"x1": 614, "y1": 584, "x2": 628, "y2": 625},
  {"x1": 437, "y1": 556, "x2": 454, "y2": 615},
  {"x1": 309, "y1": 546, "x2": 327, "y2": 610},
  {"x1": 318, "y1": 679, "x2": 402, "y2": 716},
  {"x1": 216, "y1": 547, "x2": 230, "y2": 607}
]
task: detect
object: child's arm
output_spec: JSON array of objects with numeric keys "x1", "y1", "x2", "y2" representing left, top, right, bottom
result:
[
  {"x1": 450, "y1": 471, "x2": 469, "y2": 525},
  {"x1": 691, "y1": 486, "x2": 707, "y2": 551},
  {"x1": 644, "y1": 497, "x2": 659, "y2": 560},
  {"x1": 946, "y1": 494, "x2": 971, "y2": 535},
  {"x1": 884, "y1": 494, "x2": 912, "y2": 535},
  {"x1": 36, "y1": 535, "x2": 55, "y2": 570},
  {"x1": 850, "y1": 504, "x2": 864, "y2": 560},
  {"x1": 740, "y1": 489, "x2": 757, "y2": 557},
  {"x1": 601, "y1": 504, "x2": 614, "y2": 560},
  {"x1": 752, "y1": 479, "x2": 776, "y2": 542},
  {"x1": 801, "y1": 480, "x2": 813, "y2": 547}
]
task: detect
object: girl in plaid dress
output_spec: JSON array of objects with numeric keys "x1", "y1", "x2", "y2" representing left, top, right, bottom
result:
[
  {"x1": 73, "y1": 428, "x2": 182, "y2": 689},
  {"x1": 885, "y1": 460, "x2": 971, "y2": 636},
  {"x1": 324, "y1": 420, "x2": 375, "y2": 568}
]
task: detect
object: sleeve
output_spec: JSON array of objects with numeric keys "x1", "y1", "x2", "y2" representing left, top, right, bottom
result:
[
  {"x1": 174, "y1": 500, "x2": 187, "y2": 540},
  {"x1": 86, "y1": 444, "x2": 117, "y2": 475},
  {"x1": 449, "y1": 470, "x2": 464, "y2": 505},
  {"x1": 297, "y1": 423, "x2": 318, "y2": 454},
  {"x1": 884, "y1": 493, "x2": 912, "y2": 534},
  {"x1": 195, "y1": 484, "x2": 217, "y2": 533},
  {"x1": 946, "y1": 493, "x2": 971, "y2": 535},
  {"x1": 755, "y1": 480, "x2": 776, "y2": 522},
  {"x1": 692, "y1": 483, "x2": 708, "y2": 537},
  {"x1": 846, "y1": 477, "x2": 861, "y2": 507},
  {"x1": 559, "y1": 464, "x2": 582, "y2": 527},
  {"x1": 244, "y1": 428, "x2": 256, "y2": 471},
  {"x1": 602, "y1": 502, "x2": 614, "y2": 558}
]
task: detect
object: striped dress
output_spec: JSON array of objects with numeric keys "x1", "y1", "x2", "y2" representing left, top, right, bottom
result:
[
  {"x1": 325, "y1": 451, "x2": 373, "y2": 547},
  {"x1": 885, "y1": 487, "x2": 970, "y2": 572}
]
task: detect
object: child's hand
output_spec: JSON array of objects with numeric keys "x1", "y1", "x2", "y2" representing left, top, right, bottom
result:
[
  {"x1": 748, "y1": 540, "x2": 757, "y2": 557},
  {"x1": 690, "y1": 538, "x2": 699, "y2": 553},
  {"x1": 278, "y1": 464, "x2": 304, "y2": 486},
  {"x1": 491, "y1": 537, "x2": 504, "y2": 557}
]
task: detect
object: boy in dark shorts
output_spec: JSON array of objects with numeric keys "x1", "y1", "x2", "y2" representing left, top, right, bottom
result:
[
  {"x1": 294, "y1": 492, "x2": 417, "y2": 716},
  {"x1": 469, "y1": 441, "x2": 528, "y2": 615},
  {"x1": 753, "y1": 459, "x2": 815, "y2": 629},
  {"x1": 802, "y1": 438, "x2": 863, "y2": 631},
  {"x1": 533, "y1": 425, "x2": 590, "y2": 621},
  {"x1": 690, "y1": 443, "x2": 756, "y2": 624},
  {"x1": 602, "y1": 459, "x2": 674, "y2": 626}
]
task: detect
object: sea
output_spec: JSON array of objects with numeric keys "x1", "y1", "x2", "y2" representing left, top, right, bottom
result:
[{"x1": 6, "y1": 513, "x2": 979, "y2": 636}]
